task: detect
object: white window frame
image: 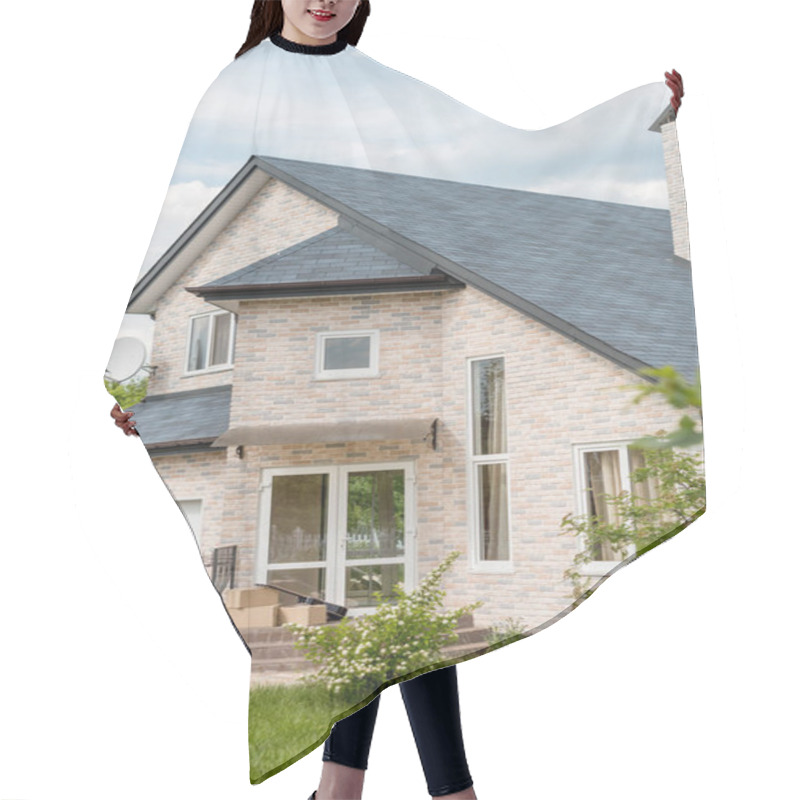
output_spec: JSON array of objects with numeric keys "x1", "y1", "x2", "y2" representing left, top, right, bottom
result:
[
  {"x1": 184, "y1": 310, "x2": 236, "y2": 375},
  {"x1": 466, "y1": 354, "x2": 513, "y2": 573},
  {"x1": 314, "y1": 330, "x2": 380, "y2": 380},
  {"x1": 255, "y1": 461, "x2": 416, "y2": 612},
  {"x1": 176, "y1": 498, "x2": 203, "y2": 548},
  {"x1": 572, "y1": 441, "x2": 640, "y2": 576}
]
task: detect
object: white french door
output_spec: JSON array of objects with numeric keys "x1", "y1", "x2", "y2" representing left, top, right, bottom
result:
[{"x1": 256, "y1": 462, "x2": 416, "y2": 609}]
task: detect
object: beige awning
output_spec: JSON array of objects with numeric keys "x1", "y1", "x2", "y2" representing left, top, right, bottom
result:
[{"x1": 213, "y1": 417, "x2": 438, "y2": 448}]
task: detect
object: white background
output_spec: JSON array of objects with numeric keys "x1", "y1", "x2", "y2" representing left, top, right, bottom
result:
[{"x1": 1, "y1": 1, "x2": 797, "y2": 798}]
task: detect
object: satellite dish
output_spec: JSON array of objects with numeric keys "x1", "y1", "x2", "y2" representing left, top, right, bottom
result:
[{"x1": 106, "y1": 337, "x2": 147, "y2": 382}]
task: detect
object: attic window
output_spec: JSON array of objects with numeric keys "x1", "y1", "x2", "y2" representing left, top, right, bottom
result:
[
  {"x1": 315, "y1": 331, "x2": 379, "y2": 380},
  {"x1": 185, "y1": 310, "x2": 235, "y2": 374}
]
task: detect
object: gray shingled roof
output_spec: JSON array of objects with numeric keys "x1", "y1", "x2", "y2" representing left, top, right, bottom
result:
[
  {"x1": 131, "y1": 385, "x2": 231, "y2": 451},
  {"x1": 207, "y1": 226, "x2": 429, "y2": 287},
  {"x1": 252, "y1": 157, "x2": 699, "y2": 378}
]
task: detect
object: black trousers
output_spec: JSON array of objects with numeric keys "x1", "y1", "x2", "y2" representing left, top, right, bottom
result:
[{"x1": 323, "y1": 665, "x2": 473, "y2": 797}]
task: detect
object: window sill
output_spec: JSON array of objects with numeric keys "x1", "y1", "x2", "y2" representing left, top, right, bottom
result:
[
  {"x1": 578, "y1": 560, "x2": 626, "y2": 577},
  {"x1": 313, "y1": 372, "x2": 381, "y2": 381},
  {"x1": 183, "y1": 365, "x2": 234, "y2": 378},
  {"x1": 469, "y1": 562, "x2": 515, "y2": 575}
]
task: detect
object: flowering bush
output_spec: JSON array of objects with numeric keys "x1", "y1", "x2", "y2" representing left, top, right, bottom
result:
[{"x1": 288, "y1": 551, "x2": 480, "y2": 702}]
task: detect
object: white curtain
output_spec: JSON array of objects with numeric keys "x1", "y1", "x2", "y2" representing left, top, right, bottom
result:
[
  {"x1": 473, "y1": 358, "x2": 509, "y2": 560},
  {"x1": 586, "y1": 450, "x2": 623, "y2": 560},
  {"x1": 628, "y1": 448, "x2": 658, "y2": 504},
  {"x1": 480, "y1": 464, "x2": 509, "y2": 561},
  {"x1": 473, "y1": 358, "x2": 506, "y2": 456}
]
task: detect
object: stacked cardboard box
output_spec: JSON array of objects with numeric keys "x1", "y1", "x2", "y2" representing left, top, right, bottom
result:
[
  {"x1": 278, "y1": 604, "x2": 327, "y2": 626},
  {"x1": 223, "y1": 587, "x2": 327, "y2": 629}
]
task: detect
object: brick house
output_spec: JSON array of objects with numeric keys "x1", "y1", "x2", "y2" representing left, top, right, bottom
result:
[{"x1": 127, "y1": 115, "x2": 698, "y2": 633}]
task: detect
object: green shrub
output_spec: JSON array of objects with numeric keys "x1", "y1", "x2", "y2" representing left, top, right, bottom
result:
[
  {"x1": 288, "y1": 551, "x2": 480, "y2": 703},
  {"x1": 487, "y1": 617, "x2": 529, "y2": 647},
  {"x1": 104, "y1": 375, "x2": 149, "y2": 409}
]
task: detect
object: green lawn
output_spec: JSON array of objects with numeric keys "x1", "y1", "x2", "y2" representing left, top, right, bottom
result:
[{"x1": 248, "y1": 682, "x2": 361, "y2": 784}]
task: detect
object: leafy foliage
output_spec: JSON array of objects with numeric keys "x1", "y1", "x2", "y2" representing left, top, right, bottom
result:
[
  {"x1": 631, "y1": 366, "x2": 703, "y2": 448},
  {"x1": 288, "y1": 551, "x2": 480, "y2": 703},
  {"x1": 563, "y1": 365, "x2": 706, "y2": 598},
  {"x1": 104, "y1": 376, "x2": 148, "y2": 410},
  {"x1": 561, "y1": 445, "x2": 705, "y2": 598}
]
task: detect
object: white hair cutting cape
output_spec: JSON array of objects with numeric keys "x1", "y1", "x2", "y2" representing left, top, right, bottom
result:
[{"x1": 108, "y1": 32, "x2": 702, "y2": 783}]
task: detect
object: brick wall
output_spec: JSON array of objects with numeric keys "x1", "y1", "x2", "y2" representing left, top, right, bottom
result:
[
  {"x1": 230, "y1": 291, "x2": 447, "y2": 426},
  {"x1": 147, "y1": 179, "x2": 338, "y2": 396},
  {"x1": 661, "y1": 120, "x2": 690, "y2": 261}
]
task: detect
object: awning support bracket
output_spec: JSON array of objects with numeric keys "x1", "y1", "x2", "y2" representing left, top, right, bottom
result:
[{"x1": 425, "y1": 418, "x2": 439, "y2": 451}]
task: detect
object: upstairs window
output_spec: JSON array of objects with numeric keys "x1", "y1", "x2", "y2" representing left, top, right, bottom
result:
[
  {"x1": 185, "y1": 311, "x2": 235, "y2": 374},
  {"x1": 315, "y1": 331, "x2": 379, "y2": 380}
]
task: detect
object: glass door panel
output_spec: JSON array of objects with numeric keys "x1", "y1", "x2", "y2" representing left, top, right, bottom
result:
[
  {"x1": 266, "y1": 567, "x2": 326, "y2": 600},
  {"x1": 267, "y1": 473, "x2": 329, "y2": 600},
  {"x1": 268, "y1": 473, "x2": 329, "y2": 563},
  {"x1": 346, "y1": 564, "x2": 405, "y2": 608},
  {"x1": 345, "y1": 470, "x2": 405, "y2": 559},
  {"x1": 344, "y1": 468, "x2": 406, "y2": 608}
]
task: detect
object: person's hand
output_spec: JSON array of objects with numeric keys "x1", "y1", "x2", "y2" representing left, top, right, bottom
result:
[
  {"x1": 110, "y1": 403, "x2": 139, "y2": 436},
  {"x1": 665, "y1": 69, "x2": 684, "y2": 114}
]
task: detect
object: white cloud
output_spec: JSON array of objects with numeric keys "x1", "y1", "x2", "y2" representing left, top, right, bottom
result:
[
  {"x1": 530, "y1": 177, "x2": 668, "y2": 208},
  {"x1": 140, "y1": 181, "x2": 223, "y2": 271},
  {"x1": 171, "y1": 45, "x2": 671, "y2": 207}
]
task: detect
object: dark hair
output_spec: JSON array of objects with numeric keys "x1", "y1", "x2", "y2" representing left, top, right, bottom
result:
[{"x1": 236, "y1": 1, "x2": 371, "y2": 58}]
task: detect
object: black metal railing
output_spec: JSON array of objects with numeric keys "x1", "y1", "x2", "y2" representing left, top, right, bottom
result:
[{"x1": 211, "y1": 545, "x2": 237, "y2": 593}]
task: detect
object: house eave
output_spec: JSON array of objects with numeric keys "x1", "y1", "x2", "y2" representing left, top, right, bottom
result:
[
  {"x1": 145, "y1": 440, "x2": 225, "y2": 455},
  {"x1": 187, "y1": 273, "x2": 464, "y2": 302}
]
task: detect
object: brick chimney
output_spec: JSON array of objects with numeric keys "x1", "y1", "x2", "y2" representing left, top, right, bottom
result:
[{"x1": 650, "y1": 107, "x2": 690, "y2": 261}]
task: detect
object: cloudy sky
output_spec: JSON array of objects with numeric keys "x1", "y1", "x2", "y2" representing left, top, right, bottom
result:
[
  {"x1": 117, "y1": 36, "x2": 672, "y2": 348},
  {"x1": 147, "y1": 42, "x2": 671, "y2": 266}
]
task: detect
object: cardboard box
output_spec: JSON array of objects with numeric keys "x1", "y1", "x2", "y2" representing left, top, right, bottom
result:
[
  {"x1": 228, "y1": 604, "x2": 280, "y2": 629},
  {"x1": 279, "y1": 604, "x2": 327, "y2": 626},
  {"x1": 223, "y1": 587, "x2": 280, "y2": 609}
]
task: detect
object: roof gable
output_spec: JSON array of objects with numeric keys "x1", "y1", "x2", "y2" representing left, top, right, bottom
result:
[
  {"x1": 188, "y1": 224, "x2": 464, "y2": 306},
  {"x1": 129, "y1": 156, "x2": 698, "y2": 378}
]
